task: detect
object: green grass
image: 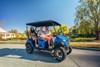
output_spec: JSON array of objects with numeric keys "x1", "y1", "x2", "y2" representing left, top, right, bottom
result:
[
  {"x1": 70, "y1": 37, "x2": 95, "y2": 42},
  {"x1": 0, "y1": 40, "x2": 26, "y2": 44},
  {"x1": 0, "y1": 39, "x2": 100, "y2": 48},
  {"x1": 70, "y1": 42, "x2": 100, "y2": 48}
]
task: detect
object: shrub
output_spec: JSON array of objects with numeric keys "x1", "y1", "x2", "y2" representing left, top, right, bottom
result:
[
  {"x1": 9, "y1": 36, "x2": 28, "y2": 40},
  {"x1": 0, "y1": 36, "x2": 2, "y2": 40},
  {"x1": 70, "y1": 37, "x2": 95, "y2": 42},
  {"x1": 0, "y1": 36, "x2": 7, "y2": 41}
]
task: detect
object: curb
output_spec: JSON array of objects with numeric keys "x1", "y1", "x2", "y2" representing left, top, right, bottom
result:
[{"x1": 72, "y1": 47, "x2": 100, "y2": 51}]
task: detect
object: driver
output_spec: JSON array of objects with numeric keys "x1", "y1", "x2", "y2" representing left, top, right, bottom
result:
[{"x1": 44, "y1": 26, "x2": 53, "y2": 49}]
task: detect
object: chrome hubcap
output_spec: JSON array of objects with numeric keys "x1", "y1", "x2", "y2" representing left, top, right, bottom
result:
[{"x1": 55, "y1": 50, "x2": 63, "y2": 59}]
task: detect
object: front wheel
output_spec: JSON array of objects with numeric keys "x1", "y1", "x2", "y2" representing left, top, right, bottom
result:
[
  {"x1": 54, "y1": 47, "x2": 67, "y2": 62},
  {"x1": 26, "y1": 43, "x2": 34, "y2": 54},
  {"x1": 67, "y1": 46, "x2": 72, "y2": 55}
]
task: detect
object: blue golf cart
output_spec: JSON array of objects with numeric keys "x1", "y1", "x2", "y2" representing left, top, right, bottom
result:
[{"x1": 25, "y1": 20, "x2": 72, "y2": 62}]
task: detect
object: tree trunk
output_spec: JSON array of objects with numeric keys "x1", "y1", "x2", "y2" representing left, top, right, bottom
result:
[
  {"x1": 95, "y1": 22, "x2": 99, "y2": 40},
  {"x1": 96, "y1": 30, "x2": 99, "y2": 40}
]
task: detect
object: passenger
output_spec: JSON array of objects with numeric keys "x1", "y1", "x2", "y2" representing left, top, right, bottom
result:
[
  {"x1": 38, "y1": 26, "x2": 45, "y2": 39},
  {"x1": 29, "y1": 27, "x2": 38, "y2": 46},
  {"x1": 44, "y1": 26, "x2": 53, "y2": 49}
]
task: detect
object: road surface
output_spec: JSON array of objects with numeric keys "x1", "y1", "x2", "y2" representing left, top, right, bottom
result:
[{"x1": 0, "y1": 44, "x2": 100, "y2": 67}]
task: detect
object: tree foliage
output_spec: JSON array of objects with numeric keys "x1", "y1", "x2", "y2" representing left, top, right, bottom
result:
[
  {"x1": 8, "y1": 29, "x2": 18, "y2": 34},
  {"x1": 75, "y1": 0, "x2": 100, "y2": 39},
  {"x1": 77, "y1": 20, "x2": 93, "y2": 35},
  {"x1": 51, "y1": 25, "x2": 69, "y2": 35}
]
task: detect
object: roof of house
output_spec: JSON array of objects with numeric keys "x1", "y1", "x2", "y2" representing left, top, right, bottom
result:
[{"x1": 0, "y1": 27, "x2": 7, "y2": 32}]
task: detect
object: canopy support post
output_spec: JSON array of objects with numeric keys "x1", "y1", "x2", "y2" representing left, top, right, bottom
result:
[
  {"x1": 26, "y1": 25, "x2": 29, "y2": 38},
  {"x1": 52, "y1": 22, "x2": 56, "y2": 33}
]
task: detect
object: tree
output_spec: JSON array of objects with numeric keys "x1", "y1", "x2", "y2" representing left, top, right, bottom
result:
[
  {"x1": 8, "y1": 29, "x2": 18, "y2": 34},
  {"x1": 75, "y1": 0, "x2": 100, "y2": 39},
  {"x1": 8, "y1": 29, "x2": 19, "y2": 37},
  {"x1": 72, "y1": 29, "x2": 77, "y2": 35},
  {"x1": 77, "y1": 20, "x2": 93, "y2": 36},
  {"x1": 59, "y1": 25, "x2": 69, "y2": 35},
  {"x1": 24, "y1": 30, "x2": 30, "y2": 35},
  {"x1": 50, "y1": 25, "x2": 69, "y2": 35}
]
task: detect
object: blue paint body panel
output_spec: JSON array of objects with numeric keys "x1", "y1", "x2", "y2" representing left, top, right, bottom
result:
[
  {"x1": 58, "y1": 36, "x2": 69, "y2": 41},
  {"x1": 63, "y1": 41, "x2": 69, "y2": 47},
  {"x1": 26, "y1": 35, "x2": 70, "y2": 49},
  {"x1": 26, "y1": 39, "x2": 35, "y2": 47},
  {"x1": 38, "y1": 40, "x2": 45, "y2": 48},
  {"x1": 54, "y1": 35, "x2": 69, "y2": 47}
]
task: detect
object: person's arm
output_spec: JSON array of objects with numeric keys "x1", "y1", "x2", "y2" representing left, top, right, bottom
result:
[{"x1": 46, "y1": 31, "x2": 52, "y2": 37}]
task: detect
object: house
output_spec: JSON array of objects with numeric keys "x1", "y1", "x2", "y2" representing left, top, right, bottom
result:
[
  {"x1": 0, "y1": 27, "x2": 16, "y2": 39},
  {"x1": 69, "y1": 26, "x2": 77, "y2": 33}
]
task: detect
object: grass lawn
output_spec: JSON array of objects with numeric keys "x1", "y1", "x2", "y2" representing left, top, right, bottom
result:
[
  {"x1": 0, "y1": 40, "x2": 26, "y2": 44},
  {"x1": 0, "y1": 40, "x2": 100, "y2": 48},
  {"x1": 70, "y1": 42, "x2": 100, "y2": 48}
]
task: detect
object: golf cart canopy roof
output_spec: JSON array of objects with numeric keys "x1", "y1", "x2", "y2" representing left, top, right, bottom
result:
[{"x1": 26, "y1": 20, "x2": 61, "y2": 27}]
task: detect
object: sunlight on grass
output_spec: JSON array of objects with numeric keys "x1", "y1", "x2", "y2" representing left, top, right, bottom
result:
[{"x1": 70, "y1": 42, "x2": 100, "y2": 48}]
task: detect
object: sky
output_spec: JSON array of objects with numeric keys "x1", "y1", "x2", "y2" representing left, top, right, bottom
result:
[{"x1": 0, "y1": 0, "x2": 79, "y2": 33}]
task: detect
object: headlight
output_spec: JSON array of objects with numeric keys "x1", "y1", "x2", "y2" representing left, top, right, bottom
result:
[
  {"x1": 63, "y1": 40, "x2": 66, "y2": 42},
  {"x1": 63, "y1": 40, "x2": 70, "y2": 44},
  {"x1": 63, "y1": 40, "x2": 69, "y2": 42}
]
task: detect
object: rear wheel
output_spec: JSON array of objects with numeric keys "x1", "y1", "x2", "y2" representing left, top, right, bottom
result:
[
  {"x1": 54, "y1": 47, "x2": 67, "y2": 62},
  {"x1": 26, "y1": 44, "x2": 34, "y2": 54}
]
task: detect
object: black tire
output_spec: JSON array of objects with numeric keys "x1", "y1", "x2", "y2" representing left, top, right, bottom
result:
[
  {"x1": 26, "y1": 43, "x2": 34, "y2": 54},
  {"x1": 67, "y1": 46, "x2": 72, "y2": 55},
  {"x1": 54, "y1": 47, "x2": 67, "y2": 62}
]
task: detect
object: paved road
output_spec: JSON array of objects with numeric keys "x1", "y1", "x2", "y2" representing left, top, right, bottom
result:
[{"x1": 0, "y1": 44, "x2": 100, "y2": 67}]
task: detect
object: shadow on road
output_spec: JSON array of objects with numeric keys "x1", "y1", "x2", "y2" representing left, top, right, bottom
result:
[{"x1": 0, "y1": 48, "x2": 59, "y2": 63}]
